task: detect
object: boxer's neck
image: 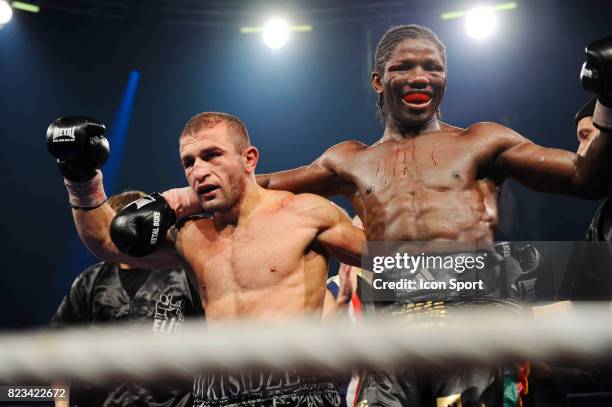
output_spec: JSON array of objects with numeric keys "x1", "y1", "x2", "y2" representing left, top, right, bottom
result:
[
  {"x1": 382, "y1": 116, "x2": 440, "y2": 142},
  {"x1": 214, "y1": 179, "x2": 262, "y2": 227}
]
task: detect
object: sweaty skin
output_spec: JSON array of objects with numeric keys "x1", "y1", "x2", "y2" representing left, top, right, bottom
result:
[
  {"x1": 175, "y1": 191, "x2": 361, "y2": 320},
  {"x1": 258, "y1": 38, "x2": 611, "y2": 244},
  {"x1": 72, "y1": 122, "x2": 365, "y2": 321}
]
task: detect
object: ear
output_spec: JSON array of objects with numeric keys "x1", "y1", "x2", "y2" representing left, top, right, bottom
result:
[
  {"x1": 242, "y1": 146, "x2": 259, "y2": 174},
  {"x1": 371, "y1": 71, "x2": 383, "y2": 95}
]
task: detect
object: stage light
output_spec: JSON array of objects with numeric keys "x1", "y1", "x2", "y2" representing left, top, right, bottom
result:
[
  {"x1": 241, "y1": 24, "x2": 311, "y2": 34},
  {"x1": 12, "y1": 1, "x2": 39, "y2": 13},
  {"x1": 0, "y1": 0, "x2": 13, "y2": 25},
  {"x1": 441, "y1": 2, "x2": 516, "y2": 21},
  {"x1": 465, "y1": 6, "x2": 498, "y2": 40},
  {"x1": 262, "y1": 18, "x2": 290, "y2": 49}
]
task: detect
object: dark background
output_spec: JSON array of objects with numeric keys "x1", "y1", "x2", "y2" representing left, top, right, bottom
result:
[{"x1": 0, "y1": 0, "x2": 610, "y2": 328}]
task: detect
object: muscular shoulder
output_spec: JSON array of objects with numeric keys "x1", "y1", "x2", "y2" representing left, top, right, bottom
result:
[
  {"x1": 468, "y1": 122, "x2": 529, "y2": 142},
  {"x1": 467, "y1": 122, "x2": 532, "y2": 151},
  {"x1": 175, "y1": 213, "x2": 213, "y2": 231},
  {"x1": 281, "y1": 192, "x2": 335, "y2": 211},
  {"x1": 177, "y1": 215, "x2": 214, "y2": 235},
  {"x1": 439, "y1": 122, "x2": 466, "y2": 134},
  {"x1": 325, "y1": 140, "x2": 367, "y2": 154},
  {"x1": 174, "y1": 215, "x2": 215, "y2": 253},
  {"x1": 317, "y1": 140, "x2": 367, "y2": 168},
  {"x1": 279, "y1": 193, "x2": 341, "y2": 226}
]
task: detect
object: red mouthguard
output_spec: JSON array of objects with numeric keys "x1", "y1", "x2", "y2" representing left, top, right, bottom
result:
[{"x1": 403, "y1": 93, "x2": 431, "y2": 103}]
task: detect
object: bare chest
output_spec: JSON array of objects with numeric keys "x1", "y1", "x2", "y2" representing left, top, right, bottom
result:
[
  {"x1": 344, "y1": 136, "x2": 482, "y2": 198},
  {"x1": 179, "y1": 214, "x2": 318, "y2": 291},
  {"x1": 340, "y1": 135, "x2": 497, "y2": 241}
]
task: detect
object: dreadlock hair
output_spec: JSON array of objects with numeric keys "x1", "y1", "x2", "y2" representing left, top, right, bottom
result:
[{"x1": 374, "y1": 25, "x2": 446, "y2": 123}]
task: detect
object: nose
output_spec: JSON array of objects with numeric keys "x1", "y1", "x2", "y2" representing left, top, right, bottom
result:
[
  {"x1": 191, "y1": 157, "x2": 212, "y2": 184},
  {"x1": 408, "y1": 67, "x2": 429, "y2": 89}
]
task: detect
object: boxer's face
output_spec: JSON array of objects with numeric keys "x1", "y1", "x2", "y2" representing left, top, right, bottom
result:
[
  {"x1": 576, "y1": 116, "x2": 599, "y2": 156},
  {"x1": 373, "y1": 38, "x2": 446, "y2": 127},
  {"x1": 179, "y1": 124, "x2": 247, "y2": 212}
]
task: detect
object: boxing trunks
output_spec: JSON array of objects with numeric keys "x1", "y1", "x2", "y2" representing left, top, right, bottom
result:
[
  {"x1": 357, "y1": 250, "x2": 529, "y2": 407},
  {"x1": 192, "y1": 370, "x2": 341, "y2": 407}
]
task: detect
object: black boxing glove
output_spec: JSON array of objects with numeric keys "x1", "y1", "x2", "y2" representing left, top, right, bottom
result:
[
  {"x1": 46, "y1": 117, "x2": 109, "y2": 182},
  {"x1": 580, "y1": 36, "x2": 612, "y2": 131},
  {"x1": 110, "y1": 193, "x2": 177, "y2": 257},
  {"x1": 494, "y1": 242, "x2": 541, "y2": 274},
  {"x1": 511, "y1": 244, "x2": 541, "y2": 275},
  {"x1": 46, "y1": 117, "x2": 110, "y2": 209}
]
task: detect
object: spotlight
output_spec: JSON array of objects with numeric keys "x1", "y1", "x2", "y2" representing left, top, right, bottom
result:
[
  {"x1": 12, "y1": 2, "x2": 40, "y2": 13},
  {"x1": 465, "y1": 6, "x2": 498, "y2": 40},
  {"x1": 262, "y1": 18, "x2": 290, "y2": 49},
  {"x1": 0, "y1": 0, "x2": 13, "y2": 25}
]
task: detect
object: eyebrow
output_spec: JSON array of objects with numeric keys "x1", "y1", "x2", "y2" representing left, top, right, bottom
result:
[
  {"x1": 181, "y1": 146, "x2": 223, "y2": 159},
  {"x1": 390, "y1": 53, "x2": 443, "y2": 63}
]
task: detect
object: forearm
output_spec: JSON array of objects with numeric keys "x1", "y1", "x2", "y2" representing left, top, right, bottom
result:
[
  {"x1": 162, "y1": 187, "x2": 202, "y2": 218},
  {"x1": 71, "y1": 188, "x2": 183, "y2": 268},
  {"x1": 502, "y1": 143, "x2": 608, "y2": 198},
  {"x1": 72, "y1": 203, "x2": 124, "y2": 262},
  {"x1": 258, "y1": 165, "x2": 342, "y2": 197},
  {"x1": 258, "y1": 166, "x2": 313, "y2": 193},
  {"x1": 48, "y1": 117, "x2": 181, "y2": 267},
  {"x1": 63, "y1": 172, "x2": 125, "y2": 262},
  {"x1": 255, "y1": 173, "x2": 271, "y2": 188},
  {"x1": 321, "y1": 224, "x2": 364, "y2": 268}
]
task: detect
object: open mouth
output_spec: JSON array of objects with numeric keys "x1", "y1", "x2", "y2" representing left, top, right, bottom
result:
[
  {"x1": 197, "y1": 184, "x2": 220, "y2": 198},
  {"x1": 402, "y1": 92, "x2": 432, "y2": 108}
]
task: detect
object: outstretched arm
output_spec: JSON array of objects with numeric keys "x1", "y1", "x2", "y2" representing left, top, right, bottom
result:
[
  {"x1": 482, "y1": 123, "x2": 611, "y2": 198},
  {"x1": 494, "y1": 36, "x2": 612, "y2": 198},
  {"x1": 257, "y1": 140, "x2": 364, "y2": 197}
]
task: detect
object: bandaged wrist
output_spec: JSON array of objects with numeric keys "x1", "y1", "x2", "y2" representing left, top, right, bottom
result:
[
  {"x1": 593, "y1": 100, "x2": 612, "y2": 131},
  {"x1": 162, "y1": 187, "x2": 202, "y2": 218},
  {"x1": 64, "y1": 171, "x2": 107, "y2": 209}
]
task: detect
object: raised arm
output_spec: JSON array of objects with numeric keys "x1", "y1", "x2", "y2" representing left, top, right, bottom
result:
[
  {"x1": 257, "y1": 140, "x2": 364, "y2": 197},
  {"x1": 47, "y1": 117, "x2": 182, "y2": 268}
]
